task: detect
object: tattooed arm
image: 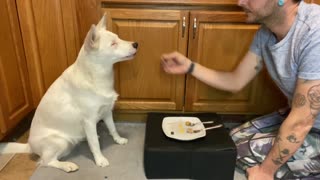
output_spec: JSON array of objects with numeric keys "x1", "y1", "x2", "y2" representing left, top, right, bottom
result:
[{"x1": 247, "y1": 79, "x2": 320, "y2": 179}]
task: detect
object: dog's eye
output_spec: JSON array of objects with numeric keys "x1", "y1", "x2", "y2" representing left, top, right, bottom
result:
[{"x1": 111, "y1": 41, "x2": 117, "y2": 46}]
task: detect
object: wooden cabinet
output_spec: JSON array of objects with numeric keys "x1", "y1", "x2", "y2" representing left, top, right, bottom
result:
[
  {"x1": 186, "y1": 11, "x2": 259, "y2": 113},
  {"x1": 104, "y1": 9, "x2": 188, "y2": 111},
  {"x1": 16, "y1": 0, "x2": 82, "y2": 106},
  {"x1": 14, "y1": 0, "x2": 317, "y2": 115},
  {"x1": 103, "y1": 6, "x2": 287, "y2": 114},
  {"x1": 185, "y1": 11, "x2": 286, "y2": 113},
  {"x1": 16, "y1": 0, "x2": 102, "y2": 106},
  {"x1": 0, "y1": 0, "x2": 33, "y2": 138},
  {"x1": 311, "y1": 0, "x2": 320, "y2": 4}
]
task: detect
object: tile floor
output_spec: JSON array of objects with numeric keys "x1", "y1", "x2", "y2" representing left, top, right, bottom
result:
[{"x1": 0, "y1": 130, "x2": 38, "y2": 180}]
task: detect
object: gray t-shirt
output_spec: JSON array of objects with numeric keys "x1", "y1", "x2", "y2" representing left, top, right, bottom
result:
[{"x1": 250, "y1": 1, "x2": 320, "y2": 129}]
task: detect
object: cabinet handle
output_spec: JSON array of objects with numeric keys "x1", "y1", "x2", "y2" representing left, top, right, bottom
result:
[
  {"x1": 182, "y1": 16, "x2": 186, "y2": 38},
  {"x1": 193, "y1": 18, "x2": 197, "y2": 39}
]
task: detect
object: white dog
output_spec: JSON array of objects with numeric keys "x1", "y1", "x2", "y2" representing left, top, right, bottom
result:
[{"x1": 0, "y1": 14, "x2": 138, "y2": 172}]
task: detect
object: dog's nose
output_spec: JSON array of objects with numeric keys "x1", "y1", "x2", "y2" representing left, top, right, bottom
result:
[{"x1": 132, "y1": 42, "x2": 138, "y2": 49}]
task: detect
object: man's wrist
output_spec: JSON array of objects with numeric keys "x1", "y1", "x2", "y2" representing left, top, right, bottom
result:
[
  {"x1": 260, "y1": 161, "x2": 277, "y2": 175},
  {"x1": 186, "y1": 62, "x2": 195, "y2": 74}
]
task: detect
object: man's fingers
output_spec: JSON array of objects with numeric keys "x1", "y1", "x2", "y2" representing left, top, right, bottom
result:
[
  {"x1": 161, "y1": 59, "x2": 173, "y2": 73},
  {"x1": 161, "y1": 53, "x2": 174, "y2": 60},
  {"x1": 162, "y1": 58, "x2": 178, "y2": 67},
  {"x1": 162, "y1": 51, "x2": 181, "y2": 60}
]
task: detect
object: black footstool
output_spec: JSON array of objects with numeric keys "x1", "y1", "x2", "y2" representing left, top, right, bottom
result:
[{"x1": 144, "y1": 113, "x2": 237, "y2": 180}]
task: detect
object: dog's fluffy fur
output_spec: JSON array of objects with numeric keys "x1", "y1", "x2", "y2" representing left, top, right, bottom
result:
[{"x1": 0, "y1": 14, "x2": 138, "y2": 172}]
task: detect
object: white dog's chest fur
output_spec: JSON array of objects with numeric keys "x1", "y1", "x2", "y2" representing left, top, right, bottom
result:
[
  {"x1": 64, "y1": 69, "x2": 118, "y2": 120},
  {"x1": 28, "y1": 64, "x2": 118, "y2": 143}
]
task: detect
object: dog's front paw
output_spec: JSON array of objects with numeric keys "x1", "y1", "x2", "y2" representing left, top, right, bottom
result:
[
  {"x1": 47, "y1": 161, "x2": 79, "y2": 173},
  {"x1": 94, "y1": 155, "x2": 109, "y2": 167},
  {"x1": 61, "y1": 162, "x2": 79, "y2": 172},
  {"x1": 114, "y1": 137, "x2": 128, "y2": 145}
]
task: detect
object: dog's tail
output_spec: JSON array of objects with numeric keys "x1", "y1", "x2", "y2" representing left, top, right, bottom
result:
[{"x1": 0, "y1": 143, "x2": 32, "y2": 154}]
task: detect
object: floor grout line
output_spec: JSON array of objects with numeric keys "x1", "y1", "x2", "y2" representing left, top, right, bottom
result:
[{"x1": 0, "y1": 154, "x2": 16, "y2": 172}]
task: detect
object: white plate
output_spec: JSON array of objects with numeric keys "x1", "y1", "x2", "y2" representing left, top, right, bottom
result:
[{"x1": 162, "y1": 116, "x2": 206, "y2": 141}]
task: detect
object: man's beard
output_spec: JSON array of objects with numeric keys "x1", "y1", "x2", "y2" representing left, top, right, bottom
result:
[
  {"x1": 242, "y1": 5, "x2": 277, "y2": 24},
  {"x1": 245, "y1": 11, "x2": 276, "y2": 25},
  {"x1": 245, "y1": 13, "x2": 262, "y2": 23}
]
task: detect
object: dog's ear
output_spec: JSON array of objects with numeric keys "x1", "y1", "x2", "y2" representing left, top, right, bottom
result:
[
  {"x1": 96, "y1": 13, "x2": 107, "y2": 30},
  {"x1": 84, "y1": 25, "x2": 100, "y2": 52}
]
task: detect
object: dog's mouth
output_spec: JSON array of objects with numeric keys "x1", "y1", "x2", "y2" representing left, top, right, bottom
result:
[{"x1": 124, "y1": 52, "x2": 137, "y2": 60}]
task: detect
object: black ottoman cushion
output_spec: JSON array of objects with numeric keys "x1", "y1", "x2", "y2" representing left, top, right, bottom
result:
[{"x1": 144, "y1": 112, "x2": 236, "y2": 180}]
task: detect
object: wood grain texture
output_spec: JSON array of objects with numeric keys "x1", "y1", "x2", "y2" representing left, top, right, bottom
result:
[
  {"x1": 29, "y1": 0, "x2": 69, "y2": 90},
  {"x1": 16, "y1": 0, "x2": 100, "y2": 106},
  {"x1": 101, "y1": 0, "x2": 238, "y2": 5},
  {"x1": 101, "y1": 0, "x2": 318, "y2": 5},
  {"x1": 104, "y1": 8, "x2": 188, "y2": 110},
  {"x1": 61, "y1": 0, "x2": 81, "y2": 65},
  {"x1": 75, "y1": 0, "x2": 102, "y2": 43},
  {"x1": 311, "y1": 0, "x2": 320, "y2": 4},
  {"x1": 16, "y1": 0, "x2": 44, "y2": 106},
  {"x1": 0, "y1": 105, "x2": 6, "y2": 135},
  {"x1": 0, "y1": 0, "x2": 33, "y2": 135},
  {"x1": 186, "y1": 11, "x2": 286, "y2": 113},
  {"x1": 17, "y1": 0, "x2": 71, "y2": 105}
]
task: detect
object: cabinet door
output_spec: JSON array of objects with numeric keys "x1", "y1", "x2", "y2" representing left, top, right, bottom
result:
[
  {"x1": 16, "y1": 0, "x2": 83, "y2": 106},
  {"x1": 311, "y1": 0, "x2": 320, "y2": 4},
  {"x1": 0, "y1": 0, "x2": 33, "y2": 135},
  {"x1": 185, "y1": 11, "x2": 286, "y2": 114},
  {"x1": 103, "y1": 9, "x2": 189, "y2": 111}
]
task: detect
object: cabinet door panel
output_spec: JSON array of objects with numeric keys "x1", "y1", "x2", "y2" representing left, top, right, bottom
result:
[
  {"x1": 311, "y1": 0, "x2": 320, "y2": 4},
  {"x1": 104, "y1": 9, "x2": 188, "y2": 110},
  {"x1": 0, "y1": 0, "x2": 33, "y2": 133},
  {"x1": 186, "y1": 11, "x2": 286, "y2": 113},
  {"x1": 16, "y1": 0, "x2": 82, "y2": 106},
  {"x1": 101, "y1": 0, "x2": 238, "y2": 5}
]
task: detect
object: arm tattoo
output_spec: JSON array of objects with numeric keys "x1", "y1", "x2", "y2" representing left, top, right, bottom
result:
[
  {"x1": 286, "y1": 134, "x2": 300, "y2": 143},
  {"x1": 272, "y1": 136, "x2": 293, "y2": 166},
  {"x1": 271, "y1": 83, "x2": 320, "y2": 166},
  {"x1": 272, "y1": 158, "x2": 283, "y2": 165},
  {"x1": 293, "y1": 93, "x2": 306, "y2": 108},
  {"x1": 270, "y1": 84, "x2": 320, "y2": 166},
  {"x1": 307, "y1": 84, "x2": 320, "y2": 117}
]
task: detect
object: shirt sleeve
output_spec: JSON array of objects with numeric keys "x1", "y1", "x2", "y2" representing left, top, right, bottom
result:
[
  {"x1": 249, "y1": 26, "x2": 264, "y2": 57},
  {"x1": 298, "y1": 27, "x2": 320, "y2": 80}
]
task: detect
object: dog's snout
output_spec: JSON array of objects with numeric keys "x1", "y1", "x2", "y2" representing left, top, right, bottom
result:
[{"x1": 132, "y1": 42, "x2": 138, "y2": 49}]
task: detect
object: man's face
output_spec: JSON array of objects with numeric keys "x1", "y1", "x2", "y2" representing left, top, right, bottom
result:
[{"x1": 238, "y1": 0, "x2": 278, "y2": 23}]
